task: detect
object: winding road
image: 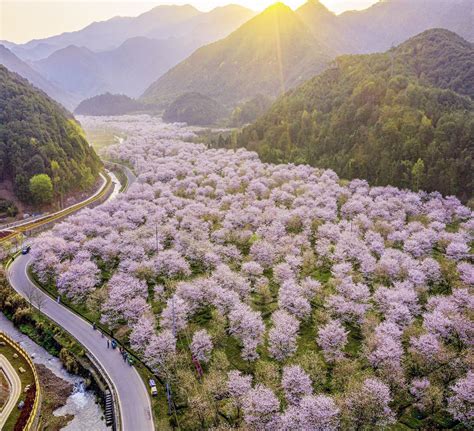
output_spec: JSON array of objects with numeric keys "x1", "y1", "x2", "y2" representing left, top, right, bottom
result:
[
  {"x1": 0, "y1": 354, "x2": 21, "y2": 428},
  {"x1": 5, "y1": 167, "x2": 154, "y2": 431}
]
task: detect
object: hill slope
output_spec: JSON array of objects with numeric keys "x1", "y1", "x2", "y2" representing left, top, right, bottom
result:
[
  {"x1": 336, "y1": 0, "x2": 474, "y2": 53},
  {"x1": 0, "y1": 65, "x2": 102, "y2": 203},
  {"x1": 33, "y1": 45, "x2": 107, "y2": 99},
  {"x1": 74, "y1": 93, "x2": 146, "y2": 116},
  {"x1": 0, "y1": 44, "x2": 78, "y2": 109},
  {"x1": 163, "y1": 92, "x2": 226, "y2": 126},
  {"x1": 7, "y1": 4, "x2": 255, "y2": 60},
  {"x1": 237, "y1": 29, "x2": 473, "y2": 200},
  {"x1": 141, "y1": 3, "x2": 331, "y2": 108},
  {"x1": 296, "y1": 0, "x2": 353, "y2": 53},
  {"x1": 22, "y1": 6, "x2": 255, "y2": 104}
]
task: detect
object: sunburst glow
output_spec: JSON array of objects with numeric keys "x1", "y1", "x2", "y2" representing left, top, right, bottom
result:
[{"x1": 1, "y1": 0, "x2": 379, "y2": 44}]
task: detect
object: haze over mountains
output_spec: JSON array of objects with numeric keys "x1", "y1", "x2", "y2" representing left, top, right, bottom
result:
[
  {"x1": 0, "y1": 0, "x2": 472, "y2": 112},
  {"x1": 142, "y1": 3, "x2": 331, "y2": 108},
  {"x1": 0, "y1": 4, "x2": 255, "y2": 108},
  {"x1": 0, "y1": 44, "x2": 78, "y2": 109}
]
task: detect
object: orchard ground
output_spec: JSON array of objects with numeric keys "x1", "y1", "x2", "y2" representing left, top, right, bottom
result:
[{"x1": 29, "y1": 115, "x2": 473, "y2": 430}]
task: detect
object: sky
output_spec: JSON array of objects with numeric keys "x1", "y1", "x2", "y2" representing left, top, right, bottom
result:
[{"x1": 0, "y1": 0, "x2": 379, "y2": 44}]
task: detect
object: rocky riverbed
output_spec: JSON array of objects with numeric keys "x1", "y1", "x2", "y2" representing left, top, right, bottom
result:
[{"x1": 0, "y1": 313, "x2": 108, "y2": 430}]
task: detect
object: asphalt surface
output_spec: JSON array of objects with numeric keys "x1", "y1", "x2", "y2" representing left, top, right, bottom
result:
[
  {"x1": 121, "y1": 165, "x2": 137, "y2": 192},
  {"x1": 7, "y1": 255, "x2": 154, "y2": 431},
  {"x1": 0, "y1": 354, "x2": 21, "y2": 428},
  {"x1": 106, "y1": 162, "x2": 137, "y2": 193},
  {"x1": 6, "y1": 164, "x2": 153, "y2": 431}
]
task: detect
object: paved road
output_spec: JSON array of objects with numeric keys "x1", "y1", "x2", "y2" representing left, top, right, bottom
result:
[
  {"x1": 106, "y1": 162, "x2": 137, "y2": 193},
  {"x1": 0, "y1": 354, "x2": 21, "y2": 428},
  {"x1": 121, "y1": 165, "x2": 137, "y2": 192},
  {"x1": 6, "y1": 163, "x2": 153, "y2": 431},
  {"x1": 7, "y1": 255, "x2": 154, "y2": 431},
  {"x1": 0, "y1": 172, "x2": 108, "y2": 231}
]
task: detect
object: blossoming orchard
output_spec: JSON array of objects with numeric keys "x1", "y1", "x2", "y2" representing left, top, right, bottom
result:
[{"x1": 32, "y1": 116, "x2": 473, "y2": 429}]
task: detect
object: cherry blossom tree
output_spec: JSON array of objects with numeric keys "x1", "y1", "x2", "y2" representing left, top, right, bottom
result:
[
  {"x1": 280, "y1": 395, "x2": 339, "y2": 431},
  {"x1": 317, "y1": 320, "x2": 349, "y2": 363},
  {"x1": 129, "y1": 316, "x2": 155, "y2": 354},
  {"x1": 228, "y1": 302, "x2": 265, "y2": 361},
  {"x1": 57, "y1": 259, "x2": 99, "y2": 300},
  {"x1": 242, "y1": 384, "x2": 280, "y2": 430},
  {"x1": 343, "y1": 378, "x2": 395, "y2": 429},
  {"x1": 281, "y1": 365, "x2": 313, "y2": 405},
  {"x1": 268, "y1": 310, "x2": 299, "y2": 361},
  {"x1": 190, "y1": 329, "x2": 213, "y2": 363},
  {"x1": 447, "y1": 371, "x2": 474, "y2": 427}
]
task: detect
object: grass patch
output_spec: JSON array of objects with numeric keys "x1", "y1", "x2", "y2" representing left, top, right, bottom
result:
[{"x1": 84, "y1": 128, "x2": 127, "y2": 152}]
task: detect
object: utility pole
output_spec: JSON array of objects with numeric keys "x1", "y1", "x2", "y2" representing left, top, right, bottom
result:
[{"x1": 171, "y1": 296, "x2": 176, "y2": 337}]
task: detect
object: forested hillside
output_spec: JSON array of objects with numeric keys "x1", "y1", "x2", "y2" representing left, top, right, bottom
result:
[
  {"x1": 237, "y1": 29, "x2": 473, "y2": 201},
  {"x1": 74, "y1": 93, "x2": 146, "y2": 116},
  {"x1": 0, "y1": 65, "x2": 102, "y2": 204},
  {"x1": 163, "y1": 92, "x2": 226, "y2": 126},
  {"x1": 141, "y1": 3, "x2": 330, "y2": 108}
]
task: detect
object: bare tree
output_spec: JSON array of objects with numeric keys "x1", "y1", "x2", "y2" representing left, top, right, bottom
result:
[
  {"x1": 32, "y1": 290, "x2": 47, "y2": 315},
  {"x1": 24, "y1": 283, "x2": 36, "y2": 309}
]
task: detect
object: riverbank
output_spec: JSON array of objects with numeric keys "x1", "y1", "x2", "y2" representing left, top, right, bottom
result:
[{"x1": 0, "y1": 314, "x2": 108, "y2": 430}]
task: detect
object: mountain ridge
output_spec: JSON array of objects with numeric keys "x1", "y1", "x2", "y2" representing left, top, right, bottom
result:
[
  {"x1": 236, "y1": 28, "x2": 473, "y2": 200},
  {"x1": 141, "y1": 3, "x2": 331, "y2": 108},
  {"x1": 0, "y1": 65, "x2": 102, "y2": 204}
]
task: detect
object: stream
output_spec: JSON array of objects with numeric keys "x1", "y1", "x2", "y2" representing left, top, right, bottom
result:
[{"x1": 0, "y1": 313, "x2": 108, "y2": 430}]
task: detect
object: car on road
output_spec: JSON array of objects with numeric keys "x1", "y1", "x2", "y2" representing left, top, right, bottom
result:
[
  {"x1": 21, "y1": 245, "x2": 31, "y2": 255},
  {"x1": 149, "y1": 379, "x2": 158, "y2": 396}
]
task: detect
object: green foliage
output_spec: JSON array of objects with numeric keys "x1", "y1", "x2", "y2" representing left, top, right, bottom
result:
[
  {"x1": 163, "y1": 92, "x2": 227, "y2": 126},
  {"x1": 29, "y1": 173, "x2": 53, "y2": 204},
  {"x1": 74, "y1": 92, "x2": 147, "y2": 116},
  {"x1": 229, "y1": 94, "x2": 273, "y2": 126},
  {"x1": 0, "y1": 65, "x2": 102, "y2": 203},
  {"x1": 237, "y1": 29, "x2": 474, "y2": 200},
  {"x1": 0, "y1": 198, "x2": 18, "y2": 217}
]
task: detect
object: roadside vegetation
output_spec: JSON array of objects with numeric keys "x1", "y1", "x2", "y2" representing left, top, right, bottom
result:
[{"x1": 0, "y1": 334, "x2": 36, "y2": 430}]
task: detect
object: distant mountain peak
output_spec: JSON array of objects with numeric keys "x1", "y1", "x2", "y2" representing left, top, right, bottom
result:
[
  {"x1": 140, "y1": 0, "x2": 329, "y2": 108},
  {"x1": 263, "y1": 2, "x2": 293, "y2": 12},
  {"x1": 298, "y1": 0, "x2": 335, "y2": 17},
  {"x1": 396, "y1": 27, "x2": 472, "y2": 49}
]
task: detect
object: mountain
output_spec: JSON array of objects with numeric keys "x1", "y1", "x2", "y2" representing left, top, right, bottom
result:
[
  {"x1": 336, "y1": 0, "x2": 474, "y2": 53},
  {"x1": 10, "y1": 5, "x2": 201, "y2": 57},
  {"x1": 163, "y1": 92, "x2": 226, "y2": 126},
  {"x1": 8, "y1": 5, "x2": 255, "y2": 106},
  {"x1": 295, "y1": 0, "x2": 352, "y2": 53},
  {"x1": 8, "y1": 5, "x2": 255, "y2": 60},
  {"x1": 95, "y1": 37, "x2": 194, "y2": 97},
  {"x1": 0, "y1": 65, "x2": 102, "y2": 204},
  {"x1": 141, "y1": 3, "x2": 331, "y2": 108},
  {"x1": 0, "y1": 44, "x2": 78, "y2": 109},
  {"x1": 236, "y1": 29, "x2": 473, "y2": 200},
  {"x1": 74, "y1": 93, "x2": 147, "y2": 116},
  {"x1": 33, "y1": 45, "x2": 107, "y2": 99},
  {"x1": 146, "y1": 5, "x2": 256, "y2": 46},
  {"x1": 30, "y1": 37, "x2": 196, "y2": 103},
  {"x1": 393, "y1": 29, "x2": 474, "y2": 98}
]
